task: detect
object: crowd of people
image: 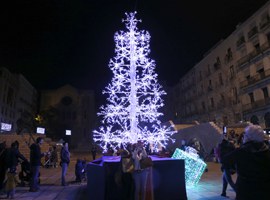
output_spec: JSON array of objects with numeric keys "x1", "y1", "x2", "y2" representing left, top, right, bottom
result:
[
  {"x1": 118, "y1": 141, "x2": 152, "y2": 200},
  {"x1": 216, "y1": 125, "x2": 270, "y2": 200},
  {"x1": 0, "y1": 137, "x2": 75, "y2": 199},
  {"x1": 1, "y1": 124, "x2": 270, "y2": 200}
]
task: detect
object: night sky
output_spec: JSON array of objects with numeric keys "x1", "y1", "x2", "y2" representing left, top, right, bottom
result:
[{"x1": 0, "y1": 0, "x2": 269, "y2": 95}]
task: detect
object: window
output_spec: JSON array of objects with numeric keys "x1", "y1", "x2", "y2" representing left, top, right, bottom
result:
[
  {"x1": 218, "y1": 73, "x2": 223, "y2": 85},
  {"x1": 236, "y1": 34, "x2": 245, "y2": 47},
  {"x1": 208, "y1": 80, "x2": 212, "y2": 90},
  {"x1": 220, "y1": 94, "x2": 225, "y2": 102},
  {"x1": 232, "y1": 87, "x2": 238, "y2": 104},
  {"x1": 227, "y1": 48, "x2": 232, "y2": 60},
  {"x1": 61, "y1": 96, "x2": 73, "y2": 106},
  {"x1": 210, "y1": 98, "x2": 215, "y2": 108},
  {"x1": 229, "y1": 66, "x2": 235, "y2": 78},
  {"x1": 249, "y1": 92, "x2": 255, "y2": 103},
  {"x1": 254, "y1": 43, "x2": 260, "y2": 52},
  {"x1": 201, "y1": 102, "x2": 205, "y2": 110},
  {"x1": 262, "y1": 87, "x2": 269, "y2": 99},
  {"x1": 207, "y1": 65, "x2": 211, "y2": 74}
]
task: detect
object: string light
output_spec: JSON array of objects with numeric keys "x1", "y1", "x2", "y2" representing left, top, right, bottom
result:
[
  {"x1": 172, "y1": 148, "x2": 207, "y2": 186},
  {"x1": 93, "y1": 12, "x2": 175, "y2": 151}
]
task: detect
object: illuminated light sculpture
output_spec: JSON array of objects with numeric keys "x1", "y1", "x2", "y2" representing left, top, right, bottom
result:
[
  {"x1": 172, "y1": 148, "x2": 207, "y2": 186},
  {"x1": 93, "y1": 12, "x2": 175, "y2": 151}
]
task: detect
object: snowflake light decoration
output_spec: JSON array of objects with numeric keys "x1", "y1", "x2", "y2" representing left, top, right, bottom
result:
[{"x1": 93, "y1": 12, "x2": 175, "y2": 151}]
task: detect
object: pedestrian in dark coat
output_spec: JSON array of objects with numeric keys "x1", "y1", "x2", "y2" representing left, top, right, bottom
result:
[
  {"x1": 6, "y1": 141, "x2": 28, "y2": 170},
  {"x1": 218, "y1": 136, "x2": 236, "y2": 197},
  {"x1": 60, "y1": 142, "x2": 70, "y2": 186},
  {"x1": 0, "y1": 141, "x2": 7, "y2": 192},
  {"x1": 223, "y1": 125, "x2": 270, "y2": 200},
  {"x1": 29, "y1": 137, "x2": 46, "y2": 192}
]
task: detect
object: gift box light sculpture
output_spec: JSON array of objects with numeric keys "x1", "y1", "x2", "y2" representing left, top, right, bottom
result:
[
  {"x1": 93, "y1": 12, "x2": 175, "y2": 151},
  {"x1": 172, "y1": 148, "x2": 207, "y2": 186}
]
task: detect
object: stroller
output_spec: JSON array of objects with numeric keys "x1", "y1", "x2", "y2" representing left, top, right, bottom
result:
[
  {"x1": 19, "y1": 160, "x2": 40, "y2": 186},
  {"x1": 44, "y1": 152, "x2": 53, "y2": 168}
]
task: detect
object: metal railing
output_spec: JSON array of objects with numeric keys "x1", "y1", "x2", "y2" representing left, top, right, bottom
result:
[
  {"x1": 242, "y1": 98, "x2": 270, "y2": 112},
  {"x1": 239, "y1": 68, "x2": 270, "y2": 88}
]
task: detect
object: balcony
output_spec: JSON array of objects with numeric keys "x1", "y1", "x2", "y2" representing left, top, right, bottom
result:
[
  {"x1": 236, "y1": 36, "x2": 245, "y2": 48},
  {"x1": 237, "y1": 47, "x2": 263, "y2": 69},
  {"x1": 239, "y1": 68, "x2": 270, "y2": 89},
  {"x1": 216, "y1": 100, "x2": 227, "y2": 109},
  {"x1": 260, "y1": 40, "x2": 270, "y2": 52},
  {"x1": 213, "y1": 62, "x2": 221, "y2": 71},
  {"x1": 242, "y1": 98, "x2": 270, "y2": 113},
  {"x1": 224, "y1": 54, "x2": 233, "y2": 65},
  {"x1": 247, "y1": 26, "x2": 258, "y2": 39},
  {"x1": 207, "y1": 86, "x2": 213, "y2": 92},
  {"x1": 260, "y1": 16, "x2": 270, "y2": 30},
  {"x1": 237, "y1": 54, "x2": 250, "y2": 67}
]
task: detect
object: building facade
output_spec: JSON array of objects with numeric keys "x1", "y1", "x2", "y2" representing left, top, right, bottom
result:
[
  {"x1": 170, "y1": 1, "x2": 270, "y2": 128},
  {"x1": 0, "y1": 67, "x2": 37, "y2": 133},
  {"x1": 40, "y1": 84, "x2": 96, "y2": 149}
]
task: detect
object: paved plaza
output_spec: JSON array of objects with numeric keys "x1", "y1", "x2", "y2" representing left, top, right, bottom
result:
[{"x1": 0, "y1": 153, "x2": 236, "y2": 200}]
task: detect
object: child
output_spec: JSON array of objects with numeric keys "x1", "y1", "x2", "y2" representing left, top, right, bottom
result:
[
  {"x1": 5, "y1": 168, "x2": 19, "y2": 199},
  {"x1": 75, "y1": 159, "x2": 83, "y2": 183}
]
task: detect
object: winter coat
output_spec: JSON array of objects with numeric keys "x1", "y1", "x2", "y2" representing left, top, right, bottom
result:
[
  {"x1": 60, "y1": 147, "x2": 70, "y2": 164},
  {"x1": 6, "y1": 147, "x2": 27, "y2": 169},
  {"x1": 223, "y1": 141, "x2": 270, "y2": 200},
  {"x1": 30, "y1": 143, "x2": 44, "y2": 166}
]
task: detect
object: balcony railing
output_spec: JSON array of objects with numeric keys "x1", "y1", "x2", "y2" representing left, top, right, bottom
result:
[
  {"x1": 260, "y1": 16, "x2": 270, "y2": 30},
  {"x1": 239, "y1": 68, "x2": 270, "y2": 88},
  {"x1": 248, "y1": 26, "x2": 258, "y2": 39},
  {"x1": 237, "y1": 47, "x2": 263, "y2": 69},
  {"x1": 236, "y1": 37, "x2": 245, "y2": 48},
  {"x1": 237, "y1": 54, "x2": 250, "y2": 67},
  {"x1": 260, "y1": 40, "x2": 270, "y2": 52},
  {"x1": 214, "y1": 62, "x2": 221, "y2": 70},
  {"x1": 242, "y1": 98, "x2": 270, "y2": 112}
]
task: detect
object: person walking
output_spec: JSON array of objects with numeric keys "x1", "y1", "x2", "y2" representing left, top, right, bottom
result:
[
  {"x1": 29, "y1": 137, "x2": 46, "y2": 192},
  {"x1": 223, "y1": 125, "x2": 270, "y2": 200},
  {"x1": 60, "y1": 142, "x2": 70, "y2": 186},
  {"x1": 218, "y1": 135, "x2": 236, "y2": 197}
]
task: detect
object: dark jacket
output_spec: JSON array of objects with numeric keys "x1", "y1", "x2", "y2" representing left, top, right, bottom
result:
[
  {"x1": 30, "y1": 143, "x2": 44, "y2": 166},
  {"x1": 223, "y1": 141, "x2": 270, "y2": 200},
  {"x1": 60, "y1": 147, "x2": 70, "y2": 164},
  {"x1": 219, "y1": 139, "x2": 235, "y2": 162},
  {"x1": 6, "y1": 147, "x2": 27, "y2": 169}
]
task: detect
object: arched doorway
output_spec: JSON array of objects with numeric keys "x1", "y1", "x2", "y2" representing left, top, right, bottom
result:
[
  {"x1": 250, "y1": 115, "x2": 259, "y2": 125},
  {"x1": 264, "y1": 112, "x2": 270, "y2": 128}
]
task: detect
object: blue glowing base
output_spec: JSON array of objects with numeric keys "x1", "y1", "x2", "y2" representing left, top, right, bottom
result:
[{"x1": 172, "y1": 148, "x2": 207, "y2": 186}]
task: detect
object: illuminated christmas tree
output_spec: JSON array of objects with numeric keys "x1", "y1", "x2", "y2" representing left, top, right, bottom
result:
[{"x1": 93, "y1": 12, "x2": 175, "y2": 151}]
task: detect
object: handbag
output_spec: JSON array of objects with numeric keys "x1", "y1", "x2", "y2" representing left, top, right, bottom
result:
[{"x1": 140, "y1": 156, "x2": 153, "y2": 169}]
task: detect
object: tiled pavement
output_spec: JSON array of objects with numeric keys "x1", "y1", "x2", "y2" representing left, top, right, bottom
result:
[
  {"x1": 0, "y1": 153, "x2": 236, "y2": 200},
  {"x1": 186, "y1": 162, "x2": 236, "y2": 200}
]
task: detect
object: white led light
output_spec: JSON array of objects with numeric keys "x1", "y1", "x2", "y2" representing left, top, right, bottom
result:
[{"x1": 93, "y1": 12, "x2": 175, "y2": 151}]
